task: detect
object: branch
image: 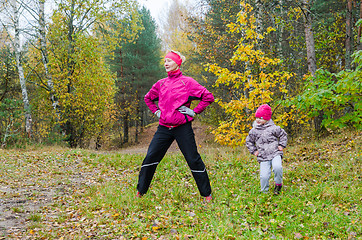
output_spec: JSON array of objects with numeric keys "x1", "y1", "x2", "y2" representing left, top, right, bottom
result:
[
  {"x1": 24, "y1": 62, "x2": 51, "y2": 91},
  {"x1": 19, "y1": 0, "x2": 39, "y2": 21},
  {"x1": 77, "y1": 18, "x2": 97, "y2": 35}
]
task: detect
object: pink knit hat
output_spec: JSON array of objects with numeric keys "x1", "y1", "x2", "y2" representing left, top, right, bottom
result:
[
  {"x1": 255, "y1": 104, "x2": 272, "y2": 121},
  {"x1": 165, "y1": 51, "x2": 182, "y2": 66}
]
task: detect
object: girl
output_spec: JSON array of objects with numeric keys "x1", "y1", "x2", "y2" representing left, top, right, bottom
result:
[{"x1": 245, "y1": 104, "x2": 288, "y2": 194}]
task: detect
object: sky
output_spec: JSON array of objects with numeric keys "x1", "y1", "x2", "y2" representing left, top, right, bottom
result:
[{"x1": 137, "y1": 0, "x2": 172, "y2": 25}]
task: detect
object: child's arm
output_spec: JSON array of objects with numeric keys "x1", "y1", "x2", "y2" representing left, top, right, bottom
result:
[
  {"x1": 245, "y1": 132, "x2": 258, "y2": 155},
  {"x1": 275, "y1": 127, "x2": 288, "y2": 149}
]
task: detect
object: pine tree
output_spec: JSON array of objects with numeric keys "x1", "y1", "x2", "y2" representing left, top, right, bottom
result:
[
  {"x1": 122, "y1": 7, "x2": 164, "y2": 99},
  {"x1": 111, "y1": 7, "x2": 163, "y2": 144}
]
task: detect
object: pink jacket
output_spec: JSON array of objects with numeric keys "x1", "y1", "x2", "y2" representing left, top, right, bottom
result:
[{"x1": 145, "y1": 70, "x2": 214, "y2": 128}]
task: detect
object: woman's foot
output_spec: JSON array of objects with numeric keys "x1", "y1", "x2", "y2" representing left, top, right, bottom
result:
[{"x1": 204, "y1": 195, "x2": 212, "y2": 203}]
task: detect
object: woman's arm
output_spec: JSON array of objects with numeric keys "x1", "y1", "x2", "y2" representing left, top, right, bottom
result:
[
  {"x1": 187, "y1": 78, "x2": 214, "y2": 114},
  {"x1": 144, "y1": 82, "x2": 160, "y2": 113}
]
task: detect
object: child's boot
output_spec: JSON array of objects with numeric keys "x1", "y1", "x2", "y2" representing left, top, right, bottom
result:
[{"x1": 274, "y1": 184, "x2": 282, "y2": 195}]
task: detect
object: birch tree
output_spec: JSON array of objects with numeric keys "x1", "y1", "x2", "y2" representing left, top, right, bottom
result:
[
  {"x1": 8, "y1": 0, "x2": 33, "y2": 138},
  {"x1": 37, "y1": 0, "x2": 58, "y2": 113}
]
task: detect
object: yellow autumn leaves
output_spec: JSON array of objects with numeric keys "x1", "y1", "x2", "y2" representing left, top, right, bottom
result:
[{"x1": 208, "y1": 2, "x2": 294, "y2": 146}]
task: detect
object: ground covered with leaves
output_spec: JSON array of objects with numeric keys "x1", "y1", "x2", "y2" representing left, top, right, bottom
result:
[{"x1": 0, "y1": 130, "x2": 361, "y2": 239}]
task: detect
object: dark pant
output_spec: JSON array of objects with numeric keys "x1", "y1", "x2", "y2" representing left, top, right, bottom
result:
[{"x1": 137, "y1": 122, "x2": 212, "y2": 197}]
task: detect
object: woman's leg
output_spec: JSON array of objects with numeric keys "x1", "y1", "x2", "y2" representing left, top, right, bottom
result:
[
  {"x1": 260, "y1": 161, "x2": 272, "y2": 193},
  {"x1": 174, "y1": 123, "x2": 212, "y2": 197},
  {"x1": 137, "y1": 126, "x2": 174, "y2": 195}
]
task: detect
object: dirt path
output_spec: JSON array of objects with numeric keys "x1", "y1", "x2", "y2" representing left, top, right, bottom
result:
[
  {"x1": 0, "y1": 150, "x2": 103, "y2": 238},
  {"x1": 0, "y1": 186, "x2": 57, "y2": 237}
]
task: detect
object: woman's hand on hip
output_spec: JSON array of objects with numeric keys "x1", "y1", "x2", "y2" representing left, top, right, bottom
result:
[
  {"x1": 178, "y1": 106, "x2": 195, "y2": 117},
  {"x1": 154, "y1": 110, "x2": 161, "y2": 118}
]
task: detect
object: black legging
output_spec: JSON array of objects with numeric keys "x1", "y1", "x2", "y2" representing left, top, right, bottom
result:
[{"x1": 137, "y1": 122, "x2": 212, "y2": 197}]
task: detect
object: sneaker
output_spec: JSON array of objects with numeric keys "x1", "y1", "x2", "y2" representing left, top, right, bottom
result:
[
  {"x1": 136, "y1": 191, "x2": 142, "y2": 198},
  {"x1": 204, "y1": 195, "x2": 212, "y2": 203},
  {"x1": 274, "y1": 185, "x2": 282, "y2": 195}
]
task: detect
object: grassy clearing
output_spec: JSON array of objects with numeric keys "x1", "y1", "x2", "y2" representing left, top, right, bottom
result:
[{"x1": 0, "y1": 131, "x2": 361, "y2": 239}]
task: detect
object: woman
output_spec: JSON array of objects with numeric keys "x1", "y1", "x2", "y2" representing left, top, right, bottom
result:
[{"x1": 136, "y1": 50, "x2": 214, "y2": 202}]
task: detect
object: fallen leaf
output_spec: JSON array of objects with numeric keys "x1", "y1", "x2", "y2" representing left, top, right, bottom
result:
[
  {"x1": 294, "y1": 233, "x2": 303, "y2": 239},
  {"x1": 348, "y1": 232, "x2": 357, "y2": 240}
]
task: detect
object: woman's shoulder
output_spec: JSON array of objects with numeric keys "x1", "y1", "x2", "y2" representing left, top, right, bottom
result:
[
  {"x1": 154, "y1": 77, "x2": 168, "y2": 85},
  {"x1": 180, "y1": 74, "x2": 195, "y2": 81},
  {"x1": 181, "y1": 75, "x2": 203, "y2": 87}
]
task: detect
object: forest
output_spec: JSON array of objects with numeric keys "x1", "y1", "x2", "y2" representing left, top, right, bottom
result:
[
  {"x1": 0, "y1": 0, "x2": 361, "y2": 238},
  {"x1": 0, "y1": 0, "x2": 361, "y2": 148}
]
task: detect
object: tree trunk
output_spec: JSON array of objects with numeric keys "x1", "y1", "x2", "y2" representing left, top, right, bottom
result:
[
  {"x1": 135, "y1": 118, "x2": 139, "y2": 143},
  {"x1": 38, "y1": 0, "x2": 59, "y2": 113},
  {"x1": 357, "y1": 1, "x2": 362, "y2": 51},
  {"x1": 64, "y1": 1, "x2": 77, "y2": 147},
  {"x1": 301, "y1": 0, "x2": 325, "y2": 132},
  {"x1": 11, "y1": 0, "x2": 32, "y2": 138},
  {"x1": 123, "y1": 112, "x2": 129, "y2": 144},
  {"x1": 346, "y1": 0, "x2": 353, "y2": 69},
  {"x1": 302, "y1": 0, "x2": 317, "y2": 77},
  {"x1": 278, "y1": 0, "x2": 285, "y2": 60}
]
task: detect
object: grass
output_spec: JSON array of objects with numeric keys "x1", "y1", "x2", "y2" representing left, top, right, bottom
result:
[{"x1": 0, "y1": 130, "x2": 360, "y2": 239}]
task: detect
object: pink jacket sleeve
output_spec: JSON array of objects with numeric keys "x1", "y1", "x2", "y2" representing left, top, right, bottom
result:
[
  {"x1": 144, "y1": 81, "x2": 160, "y2": 113},
  {"x1": 188, "y1": 79, "x2": 214, "y2": 114}
]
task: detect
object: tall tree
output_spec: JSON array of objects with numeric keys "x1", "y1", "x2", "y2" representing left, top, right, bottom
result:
[
  {"x1": 37, "y1": 0, "x2": 58, "y2": 113},
  {"x1": 112, "y1": 7, "x2": 163, "y2": 144},
  {"x1": 300, "y1": 0, "x2": 328, "y2": 132},
  {"x1": 358, "y1": 1, "x2": 362, "y2": 51},
  {"x1": 187, "y1": 0, "x2": 242, "y2": 125},
  {"x1": 44, "y1": 0, "x2": 139, "y2": 147},
  {"x1": 47, "y1": 14, "x2": 116, "y2": 147},
  {"x1": 301, "y1": 0, "x2": 317, "y2": 76},
  {"x1": 208, "y1": 2, "x2": 292, "y2": 146},
  {"x1": 9, "y1": 0, "x2": 33, "y2": 138},
  {"x1": 346, "y1": 0, "x2": 353, "y2": 69}
]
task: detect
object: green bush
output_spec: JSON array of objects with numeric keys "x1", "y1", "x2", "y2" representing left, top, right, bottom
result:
[{"x1": 287, "y1": 50, "x2": 362, "y2": 130}]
